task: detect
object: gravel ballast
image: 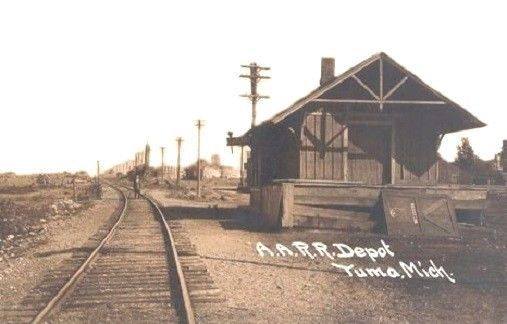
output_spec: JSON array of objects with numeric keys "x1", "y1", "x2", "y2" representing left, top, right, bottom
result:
[
  {"x1": 149, "y1": 188, "x2": 506, "y2": 323},
  {"x1": 0, "y1": 186, "x2": 120, "y2": 310}
]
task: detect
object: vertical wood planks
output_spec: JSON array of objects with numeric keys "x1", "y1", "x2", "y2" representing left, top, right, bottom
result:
[
  {"x1": 300, "y1": 110, "x2": 345, "y2": 181},
  {"x1": 342, "y1": 125, "x2": 348, "y2": 181},
  {"x1": 315, "y1": 111, "x2": 323, "y2": 178}
]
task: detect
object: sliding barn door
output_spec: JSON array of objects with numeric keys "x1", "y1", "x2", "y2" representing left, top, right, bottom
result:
[{"x1": 300, "y1": 111, "x2": 346, "y2": 180}]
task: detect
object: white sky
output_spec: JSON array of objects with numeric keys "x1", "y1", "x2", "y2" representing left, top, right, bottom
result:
[{"x1": 0, "y1": 1, "x2": 506, "y2": 175}]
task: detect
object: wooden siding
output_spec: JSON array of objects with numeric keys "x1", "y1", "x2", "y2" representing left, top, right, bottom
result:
[
  {"x1": 348, "y1": 125, "x2": 391, "y2": 184},
  {"x1": 299, "y1": 111, "x2": 344, "y2": 180}
]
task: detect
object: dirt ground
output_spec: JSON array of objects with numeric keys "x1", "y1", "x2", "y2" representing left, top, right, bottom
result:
[
  {"x1": 149, "y1": 188, "x2": 506, "y2": 323},
  {"x1": 0, "y1": 186, "x2": 120, "y2": 309}
]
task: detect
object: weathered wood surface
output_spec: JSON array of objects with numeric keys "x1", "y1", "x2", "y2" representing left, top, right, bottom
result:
[
  {"x1": 381, "y1": 190, "x2": 460, "y2": 238},
  {"x1": 281, "y1": 183, "x2": 294, "y2": 227},
  {"x1": 294, "y1": 213, "x2": 375, "y2": 232},
  {"x1": 251, "y1": 183, "x2": 294, "y2": 228},
  {"x1": 483, "y1": 189, "x2": 507, "y2": 237},
  {"x1": 294, "y1": 195, "x2": 377, "y2": 207},
  {"x1": 260, "y1": 184, "x2": 283, "y2": 228},
  {"x1": 251, "y1": 181, "x2": 496, "y2": 234},
  {"x1": 249, "y1": 188, "x2": 261, "y2": 212},
  {"x1": 348, "y1": 124, "x2": 391, "y2": 185},
  {"x1": 300, "y1": 110, "x2": 344, "y2": 180}
]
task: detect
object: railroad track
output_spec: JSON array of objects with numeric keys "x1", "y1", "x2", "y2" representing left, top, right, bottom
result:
[{"x1": 1, "y1": 185, "x2": 196, "y2": 323}]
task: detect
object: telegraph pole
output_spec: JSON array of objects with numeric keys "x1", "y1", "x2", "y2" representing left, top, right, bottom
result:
[
  {"x1": 96, "y1": 160, "x2": 101, "y2": 200},
  {"x1": 240, "y1": 146, "x2": 245, "y2": 187},
  {"x1": 176, "y1": 137, "x2": 183, "y2": 187},
  {"x1": 195, "y1": 120, "x2": 204, "y2": 198},
  {"x1": 160, "y1": 146, "x2": 165, "y2": 183},
  {"x1": 240, "y1": 62, "x2": 270, "y2": 128},
  {"x1": 96, "y1": 160, "x2": 100, "y2": 185}
]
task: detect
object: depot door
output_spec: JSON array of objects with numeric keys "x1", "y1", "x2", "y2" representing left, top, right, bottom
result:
[{"x1": 348, "y1": 125, "x2": 391, "y2": 185}]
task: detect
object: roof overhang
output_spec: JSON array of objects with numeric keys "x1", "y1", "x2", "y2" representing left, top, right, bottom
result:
[{"x1": 245, "y1": 52, "x2": 486, "y2": 135}]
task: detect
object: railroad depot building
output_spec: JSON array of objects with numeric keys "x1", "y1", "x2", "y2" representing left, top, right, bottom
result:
[{"x1": 227, "y1": 53, "x2": 506, "y2": 237}]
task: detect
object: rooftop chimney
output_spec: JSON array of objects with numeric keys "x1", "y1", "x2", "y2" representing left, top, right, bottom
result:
[{"x1": 320, "y1": 57, "x2": 335, "y2": 86}]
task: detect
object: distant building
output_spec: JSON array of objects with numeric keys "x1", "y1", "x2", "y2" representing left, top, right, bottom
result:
[
  {"x1": 211, "y1": 154, "x2": 221, "y2": 166},
  {"x1": 494, "y1": 152, "x2": 502, "y2": 172},
  {"x1": 110, "y1": 160, "x2": 136, "y2": 175},
  {"x1": 501, "y1": 140, "x2": 507, "y2": 183},
  {"x1": 159, "y1": 165, "x2": 184, "y2": 179},
  {"x1": 220, "y1": 166, "x2": 240, "y2": 179},
  {"x1": 184, "y1": 159, "x2": 239, "y2": 180},
  {"x1": 203, "y1": 166, "x2": 222, "y2": 179},
  {"x1": 503, "y1": 140, "x2": 507, "y2": 171}
]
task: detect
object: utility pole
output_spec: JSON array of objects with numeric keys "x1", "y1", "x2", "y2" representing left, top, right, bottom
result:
[
  {"x1": 176, "y1": 137, "x2": 183, "y2": 187},
  {"x1": 160, "y1": 146, "x2": 165, "y2": 183},
  {"x1": 96, "y1": 160, "x2": 100, "y2": 185},
  {"x1": 195, "y1": 120, "x2": 204, "y2": 198},
  {"x1": 96, "y1": 160, "x2": 101, "y2": 200},
  {"x1": 240, "y1": 146, "x2": 245, "y2": 187},
  {"x1": 240, "y1": 62, "x2": 270, "y2": 128}
]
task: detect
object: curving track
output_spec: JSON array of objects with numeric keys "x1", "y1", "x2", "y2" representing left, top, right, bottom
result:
[{"x1": 2, "y1": 185, "x2": 195, "y2": 323}]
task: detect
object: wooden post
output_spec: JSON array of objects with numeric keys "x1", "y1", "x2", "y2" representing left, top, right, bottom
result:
[
  {"x1": 176, "y1": 137, "x2": 183, "y2": 187},
  {"x1": 145, "y1": 143, "x2": 151, "y2": 168},
  {"x1": 160, "y1": 147, "x2": 165, "y2": 183},
  {"x1": 391, "y1": 125, "x2": 396, "y2": 185},
  {"x1": 379, "y1": 56, "x2": 384, "y2": 111},
  {"x1": 96, "y1": 160, "x2": 101, "y2": 200},
  {"x1": 240, "y1": 146, "x2": 244, "y2": 187},
  {"x1": 96, "y1": 161, "x2": 100, "y2": 185},
  {"x1": 195, "y1": 120, "x2": 204, "y2": 197},
  {"x1": 281, "y1": 183, "x2": 294, "y2": 228},
  {"x1": 256, "y1": 148, "x2": 262, "y2": 187},
  {"x1": 342, "y1": 126, "x2": 349, "y2": 181}
]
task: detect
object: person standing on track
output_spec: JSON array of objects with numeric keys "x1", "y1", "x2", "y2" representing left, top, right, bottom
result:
[{"x1": 134, "y1": 171, "x2": 140, "y2": 199}]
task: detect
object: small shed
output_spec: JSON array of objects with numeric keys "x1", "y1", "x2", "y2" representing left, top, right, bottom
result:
[{"x1": 228, "y1": 53, "x2": 485, "y2": 187}]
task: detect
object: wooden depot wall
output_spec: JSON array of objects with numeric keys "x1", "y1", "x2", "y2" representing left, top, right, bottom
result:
[
  {"x1": 250, "y1": 181, "x2": 490, "y2": 234},
  {"x1": 248, "y1": 108, "x2": 441, "y2": 187}
]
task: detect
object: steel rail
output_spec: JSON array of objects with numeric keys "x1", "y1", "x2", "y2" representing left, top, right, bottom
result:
[
  {"x1": 142, "y1": 192, "x2": 196, "y2": 324},
  {"x1": 31, "y1": 184, "x2": 128, "y2": 324}
]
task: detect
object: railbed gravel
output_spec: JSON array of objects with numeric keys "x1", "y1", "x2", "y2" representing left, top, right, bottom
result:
[
  {"x1": 0, "y1": 186, "x2": 120, "y2": 313},
  {"x1": 149, "y1": 188, "x2": 506, "y2": 323}
]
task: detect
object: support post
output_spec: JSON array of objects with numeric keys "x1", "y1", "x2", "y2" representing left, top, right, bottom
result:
[
  {"x1": 160, "y1": 147, "x2": 165, "y2": 183},
  {"x1": 96, "y1": 160, "x2": 100, "y2": 185},
  {"x1": 195, "y1": 120, "x2": 204, "y2": 197},
  {"x1": 391, "y1": 125, "x2": 396, "y2": 184},
  {"x1": 281, "y1": 183, "x2": 294, "y2": 228},
  {"x1": 96, "y1": 160, "x2": 101, "y2": 200},
  {"x1": 342, "y1": 126, "x2": 349, "y2": 181},
  {"x1": 176, "y1": 137, "x2": 183, "y2": 187},
  {"x1": 240, "y1": 146, "x2": 244, "y2": 187}
]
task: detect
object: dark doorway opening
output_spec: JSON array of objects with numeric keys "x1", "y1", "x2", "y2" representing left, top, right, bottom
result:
[{"x1": 348, "y1": 125, "x2": 392, "y2": 185}]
